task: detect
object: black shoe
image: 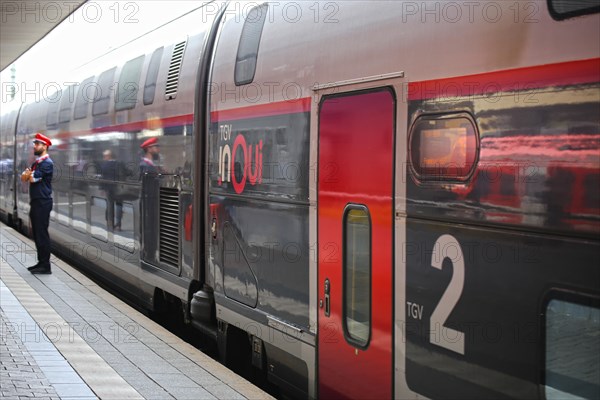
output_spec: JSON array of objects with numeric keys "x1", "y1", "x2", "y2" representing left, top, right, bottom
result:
[
  {"x1": 27, "y1": 263, "x2": 40, "y2": 271},
  {"x1": 30, "y1": 264, "x2": 51, "y2": 274}
]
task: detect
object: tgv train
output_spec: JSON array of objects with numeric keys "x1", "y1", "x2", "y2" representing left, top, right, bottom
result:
[{"x1": 1, "y1": 1, "x2": 599, "y2": 398}]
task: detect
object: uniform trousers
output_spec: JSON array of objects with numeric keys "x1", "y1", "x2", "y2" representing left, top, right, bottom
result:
[{"x1": 29, "y1": 198, "x2": 53, "y2": 266}]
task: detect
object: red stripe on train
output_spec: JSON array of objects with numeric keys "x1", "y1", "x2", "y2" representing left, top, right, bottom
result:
[
  {"x1": 93, "y1": 114, "x2": 194, "y2": 133},
  {"x1": 408, "y1": 58, "x2": 600, "y2": 101},
  {"x1": 53, "y1": 114, "x2": 194, "y2": 139},
  {"x1": 211, "y1": 97, "x2": 311, "y2": 121}
]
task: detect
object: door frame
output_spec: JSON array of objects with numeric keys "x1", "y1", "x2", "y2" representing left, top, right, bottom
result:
[{"x1": 309, "y1": 72, "x2": 405, "y2": 399}]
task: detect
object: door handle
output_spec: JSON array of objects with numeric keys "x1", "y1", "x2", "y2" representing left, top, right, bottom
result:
[{"x1": 324, "y1": 278, "x2": 330, "y2": 317}]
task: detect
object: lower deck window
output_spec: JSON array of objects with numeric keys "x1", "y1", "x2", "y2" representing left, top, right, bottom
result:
[
  {"x1": 91, "y1": 196, "x2": 108, "y2": 242},
  {"x1": 114, "y1": 202, "x2": 135, "y2": 253},
  {"x1": 72, "y1": 194, "x2": 87, "y2": 233},
  {"x1": 545, "y1": 298, "x2": 600, "y2": 399}
]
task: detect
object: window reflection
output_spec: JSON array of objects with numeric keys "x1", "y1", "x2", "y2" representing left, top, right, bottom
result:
[
  {"x1": 114, "y1": 202, "x2": 135, "y2": 253},
  {"x1": 91, "y1": 196, "x2": 108, "y2": 242},
  {"x1": 56, "y1": 191, "x2": 69, "y2": 226},
  {"x1": 72, "y1": 193, "x2": 87, "y2": 233}
]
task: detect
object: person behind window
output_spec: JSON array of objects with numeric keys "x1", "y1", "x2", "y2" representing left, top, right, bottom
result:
[{"x1": 101, "y1": 149, "x2": 123, "y2": 231}]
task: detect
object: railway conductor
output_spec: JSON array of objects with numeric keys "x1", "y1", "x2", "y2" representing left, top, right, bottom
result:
[
  {"x1": 21, "y1": 133, "x2": 54, "y2": 274},
  {"x1": 139, "y1": 137, "x2": 161, "y2": 177}
]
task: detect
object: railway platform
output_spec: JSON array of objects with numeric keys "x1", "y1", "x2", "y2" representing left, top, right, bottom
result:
[{"x1": 0, "y1": 223, "x2": 274, "y2": 400}]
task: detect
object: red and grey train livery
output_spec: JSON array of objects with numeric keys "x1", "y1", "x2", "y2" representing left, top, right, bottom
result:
[{"x1": 1, "y1": 1, "x2": 599, "y2": 398}]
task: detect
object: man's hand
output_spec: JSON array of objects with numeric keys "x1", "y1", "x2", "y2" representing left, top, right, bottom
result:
[{"x1": 21, "y1": 168, "x2": 32, "y2": 182}]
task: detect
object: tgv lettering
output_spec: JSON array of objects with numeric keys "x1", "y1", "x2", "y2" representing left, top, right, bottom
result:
[
  {"x1": 407, "y1": 301, "x2": 424, "y2": 320},
  {"x1": 218, "y1": 125, "x2": 264, "y2": 194}
]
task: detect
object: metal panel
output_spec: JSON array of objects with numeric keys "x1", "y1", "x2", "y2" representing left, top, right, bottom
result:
[{"x1": 159, "y1": 187, "x2": 180, "y2": 267}]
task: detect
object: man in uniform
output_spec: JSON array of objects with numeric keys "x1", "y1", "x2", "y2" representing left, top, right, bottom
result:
[
  {"x1": 21, "y1": 133, "x2": 54, "y2": 274},
  {"x1": 139, "y1": 137, "x2": 161, "y2": 177}
]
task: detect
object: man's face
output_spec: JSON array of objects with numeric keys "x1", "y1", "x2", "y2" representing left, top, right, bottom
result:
[
  {"x1": 148, "y1": 145, "x2": 160, "y2": 159},
  {"x1": 33, "y1": 142, "x2": 46, "y2": 156}
]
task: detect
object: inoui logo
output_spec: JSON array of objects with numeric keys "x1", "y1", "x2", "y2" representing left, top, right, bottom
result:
[{"x1": 218, "y1": 124, "x2": 264, "y2": 194}]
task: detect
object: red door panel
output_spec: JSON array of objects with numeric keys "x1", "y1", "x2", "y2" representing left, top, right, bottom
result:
[{"x1": 318, "y1": 89, "x2": 395, "y2": 399}]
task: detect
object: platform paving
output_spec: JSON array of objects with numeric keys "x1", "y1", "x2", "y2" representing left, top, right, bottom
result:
[
  {"x1": 0, "y1": 223, "x2": 274, "y2": 400},
  {"x1": 1, "y1": 307, "x2": 63, "y2": 400}
]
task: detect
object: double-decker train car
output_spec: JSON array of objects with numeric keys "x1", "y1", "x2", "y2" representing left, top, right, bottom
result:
[{"x1": 1, "y1": 1, "x2": 599, "y2": 398}]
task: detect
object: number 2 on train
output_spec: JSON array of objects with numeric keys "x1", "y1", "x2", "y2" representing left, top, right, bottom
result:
[{"x1": 430, "y1": 234, "x2": 465, "y2": 355}]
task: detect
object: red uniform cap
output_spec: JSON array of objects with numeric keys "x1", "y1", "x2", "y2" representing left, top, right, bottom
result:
[
  {"x1": 33, "y1": 133, "x2": 52, "y2": 147},
  {"x1": 140, "y1": 137, "x2": 159, "y2": 149}
]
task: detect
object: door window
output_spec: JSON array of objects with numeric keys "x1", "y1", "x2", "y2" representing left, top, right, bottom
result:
[{"x1": 343, "y1": 205, "x2": 371, "y2": 348}]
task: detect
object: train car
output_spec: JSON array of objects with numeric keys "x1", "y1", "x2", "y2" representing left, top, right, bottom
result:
[{"x1": 1, "y1": 1, "x2": 599, "y2": 399}]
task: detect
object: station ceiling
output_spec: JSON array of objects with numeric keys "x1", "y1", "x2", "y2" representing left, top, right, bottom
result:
[{"x1": 1, "y1": 0, "x2": 86, "y2": 72}]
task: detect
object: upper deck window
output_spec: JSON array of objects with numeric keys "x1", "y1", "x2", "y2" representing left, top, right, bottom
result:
[
  {"x1": 58, "y1": 85, "x2": 75, "y2": 123},
  {"x1": 235, "y1": 3, "x2": 268, "y2": 86},
  {"x1": 74, "y1": 76, "x2": 94, "y2": 120},
  {"x1": 116, "y1": 55, "x2": 144, "y2": 111},
  {"x1": 548, "y1": 0, "x2": 599, "y2": 20},
  {"x1": 92, "y1": 67, "x2": 116, "y2": 116},
  {"x1": 144, "y1": 47, "x2": 163, "y2": 105},
  {"x1": 45, "y1": 90, "x2": 61, "y2": 128}
]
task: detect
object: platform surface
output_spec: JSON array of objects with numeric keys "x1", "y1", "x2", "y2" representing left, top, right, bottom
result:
[{"x1": 0, "y1": 223, "x2": 274, "y2": 400}]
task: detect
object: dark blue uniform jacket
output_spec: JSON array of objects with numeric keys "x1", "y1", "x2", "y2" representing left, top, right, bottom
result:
[{"x1": 30, "y1": 157, "x2": 53, "y2": 200}]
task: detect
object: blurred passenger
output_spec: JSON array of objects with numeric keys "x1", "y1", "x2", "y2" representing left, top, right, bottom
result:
[{"x1": 101, "y1": 149, "x2": 123, "y2": 231}]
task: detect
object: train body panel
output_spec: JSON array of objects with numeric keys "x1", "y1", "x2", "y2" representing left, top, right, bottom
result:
[{"x1": 1, "y1": 1, "x2": 599, "y2": 399}]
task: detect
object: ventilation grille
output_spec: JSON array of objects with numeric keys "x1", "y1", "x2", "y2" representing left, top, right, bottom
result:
[
  {"x1": 159, "y1": 187, "x2": 180, "y2": 267},
  {"x1": 165, "y1": 40, "x2": 187, "y2": 100}
]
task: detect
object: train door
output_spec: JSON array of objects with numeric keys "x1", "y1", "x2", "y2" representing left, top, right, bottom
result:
[{"x1": 317, "y1": 88, "x2": 395, "y2": 398}]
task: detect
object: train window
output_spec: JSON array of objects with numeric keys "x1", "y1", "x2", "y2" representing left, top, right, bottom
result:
[
  {"x1": 116, "y1": 55, "x2": 144, "y2": 111},
  {"x1": 74, "y1": 76, "x2": 95, "y2": 120},
  {"x1": 544, "y1": 296, "x2": 600, "y2": 399},
  {"x1": 548, "y1": 0, "x2": 600, "y2": 20},
  {"x1": 45, "y1": 89, "x2": 61, "y2": 128},
  {"x1": 144, "y1": 47, "x2": 163, "y2": 105},
  {"x1": 114, "y1": 202, "x2": 135, "y2": 253},
  {"x1": 234, "y1": 3, "x2": 268, "y2": 86},
  {"x1": 92, "y1": 67, "x2": 116, "y2": 116},
  {"x1": 58, "y1": 85, "x2": 75, "y2": 123},
  {"x1": 72, "y1": 193, "x2": 88, "y2": 233},
  {"x1": 343, "y1": 205, "x2": 371, "y2": 349},
  {"x1": 51, "y1": 197, "x2": 57, "y2": 222},
  {"x1": 90, "y1": 196, "x2": 108, "y2": 242},
  {"x1": 409, "y1": 112, "x2": 479, "y2": 183},
  {"x1": 56, "y1": 191, "x2": 69, "y2": 226},
  {"x1": 584, "y1": 173, "x2": 600, "y2": 210}
]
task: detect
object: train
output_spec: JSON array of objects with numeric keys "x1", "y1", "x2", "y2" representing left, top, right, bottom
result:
[{"x1": 1, "y1": 1, "x2": 599, "y2": 399}]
